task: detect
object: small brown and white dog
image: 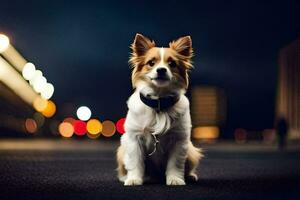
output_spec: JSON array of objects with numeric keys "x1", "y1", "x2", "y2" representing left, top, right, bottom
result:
[{"x1": 116, "y1": 33, "x2": 203, "y2": 186}]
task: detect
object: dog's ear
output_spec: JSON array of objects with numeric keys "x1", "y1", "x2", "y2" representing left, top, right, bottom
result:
[
  {"x1": 131, "y1": 33, "x2": 155, "y2": 56},
  {"x1": 169, "y1": 36, "x2": 193, "y2": 57}
]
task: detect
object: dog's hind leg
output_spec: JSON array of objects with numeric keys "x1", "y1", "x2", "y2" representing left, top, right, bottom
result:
[
  {"x1": 116, "y1": 145, "x2": 127, "y2": 182},
  {"x1": 185, "y1": 141, "x2": 203, "y2": 182}
]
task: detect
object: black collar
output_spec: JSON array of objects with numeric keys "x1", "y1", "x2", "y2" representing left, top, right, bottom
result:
[{"x1": 139, "y1": 92, "x2": 180, "y2": 112}]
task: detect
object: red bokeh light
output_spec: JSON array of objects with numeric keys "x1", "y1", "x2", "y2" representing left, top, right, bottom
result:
[
  {"x1": 74, "y1": 120, "x2": 87, "y2": 136},
  {"x1": 116, "y1": 118, "x2": 126, "y2": 134}
]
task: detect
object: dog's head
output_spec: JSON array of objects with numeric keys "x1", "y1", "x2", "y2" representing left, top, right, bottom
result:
[{"x1": 129, "y1": 34, "x2": 193, "y2": 91}]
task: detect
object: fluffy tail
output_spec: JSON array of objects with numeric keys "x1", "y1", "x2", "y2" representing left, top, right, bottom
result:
[
  {"x1": 116, "y1": 145, "x2": 127, "y2": 182},
  {"x1": 186, "y1": 141, "x2": 204, "y2": 180}
]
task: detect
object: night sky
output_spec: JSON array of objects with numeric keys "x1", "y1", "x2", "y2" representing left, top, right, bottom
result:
[{"x1": 1, "y1": 0, "x2": 299, "y2": 135}]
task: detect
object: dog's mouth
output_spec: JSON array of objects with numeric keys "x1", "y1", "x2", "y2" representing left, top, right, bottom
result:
[
  {"x1": 150, "y1": 76, "x2": 171, "y2": 87},
  {"x1": 151, "y1": 76, "x2": 170, "y2": 81}
]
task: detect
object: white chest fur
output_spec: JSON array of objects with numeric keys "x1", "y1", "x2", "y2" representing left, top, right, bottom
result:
[{"x1": 123, "y1": 91, "x2": 192, "y2": 157}]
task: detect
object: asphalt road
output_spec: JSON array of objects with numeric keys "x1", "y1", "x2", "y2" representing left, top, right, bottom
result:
[{"x1": 0, "y1": 139, "x2": 300, "y2": 200}]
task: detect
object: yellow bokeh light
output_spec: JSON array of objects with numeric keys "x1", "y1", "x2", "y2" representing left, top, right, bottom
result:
[
  {"x1": 41, "y1": 100, "x2": 56, "y2": 118},
  {"x1": 87, "y1": 119, "x2": 102, "y2": 135},
  {"x1": 101, "y1": 120, "x2": 116, "y2": 137},
  {"x1": 192, "y1": 126, "x2": 219, "y2": 140},
  {"x1": 33, "y1": 97, "x2": 48, "y2": 112},
  {"x1": 59, "y1": 122, "x2": 74, "y2": 138}
]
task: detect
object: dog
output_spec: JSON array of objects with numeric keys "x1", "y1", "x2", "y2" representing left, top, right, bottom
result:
[{"x1": 116, "y1": 33, "x2": 203, "y2": 186}]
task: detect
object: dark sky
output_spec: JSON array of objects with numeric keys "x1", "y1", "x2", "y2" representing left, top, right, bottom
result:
[{"x1": 1, "y1": 0, "x2": 299, "y2": 134}]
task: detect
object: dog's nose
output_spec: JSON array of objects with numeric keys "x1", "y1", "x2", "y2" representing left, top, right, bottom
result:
[{"x1": 156, "y1": 68, "x2": 167, "y2": 75}]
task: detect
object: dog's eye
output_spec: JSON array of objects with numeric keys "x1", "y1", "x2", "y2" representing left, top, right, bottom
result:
[
  {"x1": 147, "y1": 60, "x2": 156, "y2": 67},
  {"x1": 168, "y1": 60, "x2": 177, "y2": 68}
]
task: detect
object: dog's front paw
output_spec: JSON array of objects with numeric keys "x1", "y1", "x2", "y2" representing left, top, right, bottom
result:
[
  {"x1": 124, "y1": 177, "x2": 143, "y2": 186},
  {"x1": 166, "y1": 175, "x2": 186, "y2": 186}
]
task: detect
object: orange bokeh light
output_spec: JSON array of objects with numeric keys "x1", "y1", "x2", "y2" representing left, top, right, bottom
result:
[
  {"x1": 192, "y1": 126, "x2": 219, "y2": 140},
  {"x1": 101, "y1": 120, "x2": 116, "y2": 137},
  {"x1": 33, "y1": 97, "x2": 48, "y2": 112},
  {"x1": 87, "y1": 119, "x2": 102, "y2": 135},
  {"x1": 59, "y1": 122, "x2": 74, "y2": 138},
  {"x1": 41, "y1": 100, "x2": 56, "y2": 118}
]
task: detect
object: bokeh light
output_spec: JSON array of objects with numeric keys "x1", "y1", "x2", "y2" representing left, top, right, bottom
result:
[
  {"x1": 101, "y1": 120, "x2": 116, "y2": 137},
  {"x1": 41, "y1": 83, "x2": 54, "y2": 99},
  {"x1": 63, "y1": 117, "x2": 76, "y2": 125},
  {"x1": 192, "y1": 126, "x2": 219, "y2": 140},
  {"x1": 41, "y1": 100, "x2": 56, "y2": 118},
  {"x1": 87, "y1": 119, "x2": 102, "y2": 135},
  {"x1": 74, "y1": 120, "x2": 87, "y2": 136},
  {"x1": 116, "y1": 118, "x2": 126, "y2": 134},
  {"x1": 29, "y1": 70, "x2": 43, "y2": 86},
  {"x1": 33, "y1": 97, "x2": 48, "y2": 112},
  {"x1": 59, "y1": 122, "x2": 74, "y2": 138},
  {"x1": 76, "y1": 106, "x2": 91, "y2": 121},
  {"x1": 22, "y1": 62, "x2": 36, "y2": 80},
  {"x1": 33, "y1": 76, "x2": 47, "y2": 93},
  {"x1": 25, "y1": 118, "x2": 37, "y2": 134},
  {"x1": 0, "y1": 34, "x2": 9, "y2": 53}
]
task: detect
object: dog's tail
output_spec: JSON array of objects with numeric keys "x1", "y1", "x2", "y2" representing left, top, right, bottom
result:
[
  {"x1": 116, "y1": 145, "x2": 127, "y2": 182},
  {"x1": 186, "y1": 141, "x2": 204, "y2": 179}
]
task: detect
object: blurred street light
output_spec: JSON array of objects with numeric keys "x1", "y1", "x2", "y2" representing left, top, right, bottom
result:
[
  {"x1": 0, "y1": 34, "x2": 10, "y2": 53},
  {"x1": 22, "y1": 63, "x2": 36, "y2": 80},
  {"x1": 0, "y1": 34, "x2": 27, "y2": 72},
  {"x1": 41, "y1": 83, "x2": 54, "y2": 99},
  {"x1": 87, "y1": 119, "x2": 102, "y2": 135},
  {"x1": 76, "y1": 106, "x2": 91, "y2": 121},
  {"x1": 33, "y1": 76, "x2": 47, "y2": 93},
  {"x1": 101, "y1": 120, "x2": 116, "y2": 137},
  {"x1": 0, "y1": 57, "x2": 39, "y2": 105}
]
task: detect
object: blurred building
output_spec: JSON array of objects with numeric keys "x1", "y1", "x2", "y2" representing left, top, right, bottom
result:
[
  {"x1": 277, "y1": 38, "x2": 300, "y2": 139},
  {"x1": 191, "y1": 86, "x2": 226, "y2": 140}
]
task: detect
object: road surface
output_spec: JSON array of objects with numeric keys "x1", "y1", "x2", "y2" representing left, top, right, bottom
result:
[{"x1": 0, "y1": 139, "x2": 300, "y2": 199}]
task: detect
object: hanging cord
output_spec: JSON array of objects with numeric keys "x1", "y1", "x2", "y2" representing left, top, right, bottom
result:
[{"x1": 148, "y1": 134, "x2": 159, "y2": 156}]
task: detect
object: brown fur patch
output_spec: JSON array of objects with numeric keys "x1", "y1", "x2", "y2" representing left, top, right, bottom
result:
[
  {"x1": 116, "y1": 146, "x2": 126, "y2": 179},
  {"x1": 186, "y1": 141, "x2": 203, "y2": 176}
]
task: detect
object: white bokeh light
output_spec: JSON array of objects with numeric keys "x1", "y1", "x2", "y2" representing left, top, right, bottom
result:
[
  {"x1": 76, "y1": 106, "x2": 91, "y2": 121},
  {"x1": 33, "y1": 76, "x2": 47, "y2": 93},
  {"x1": 29, "y1": 70, "x2": 43, "y2": 86},
  {"x1": 0, "y1": 34, "x2": 10, "y2": 53},
  {"x1": 22, "y1": 63, "x2": 36, "y2": 80},
  {"x1": 41, "y1": 83, "x2": 54, "y2": 99}
]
